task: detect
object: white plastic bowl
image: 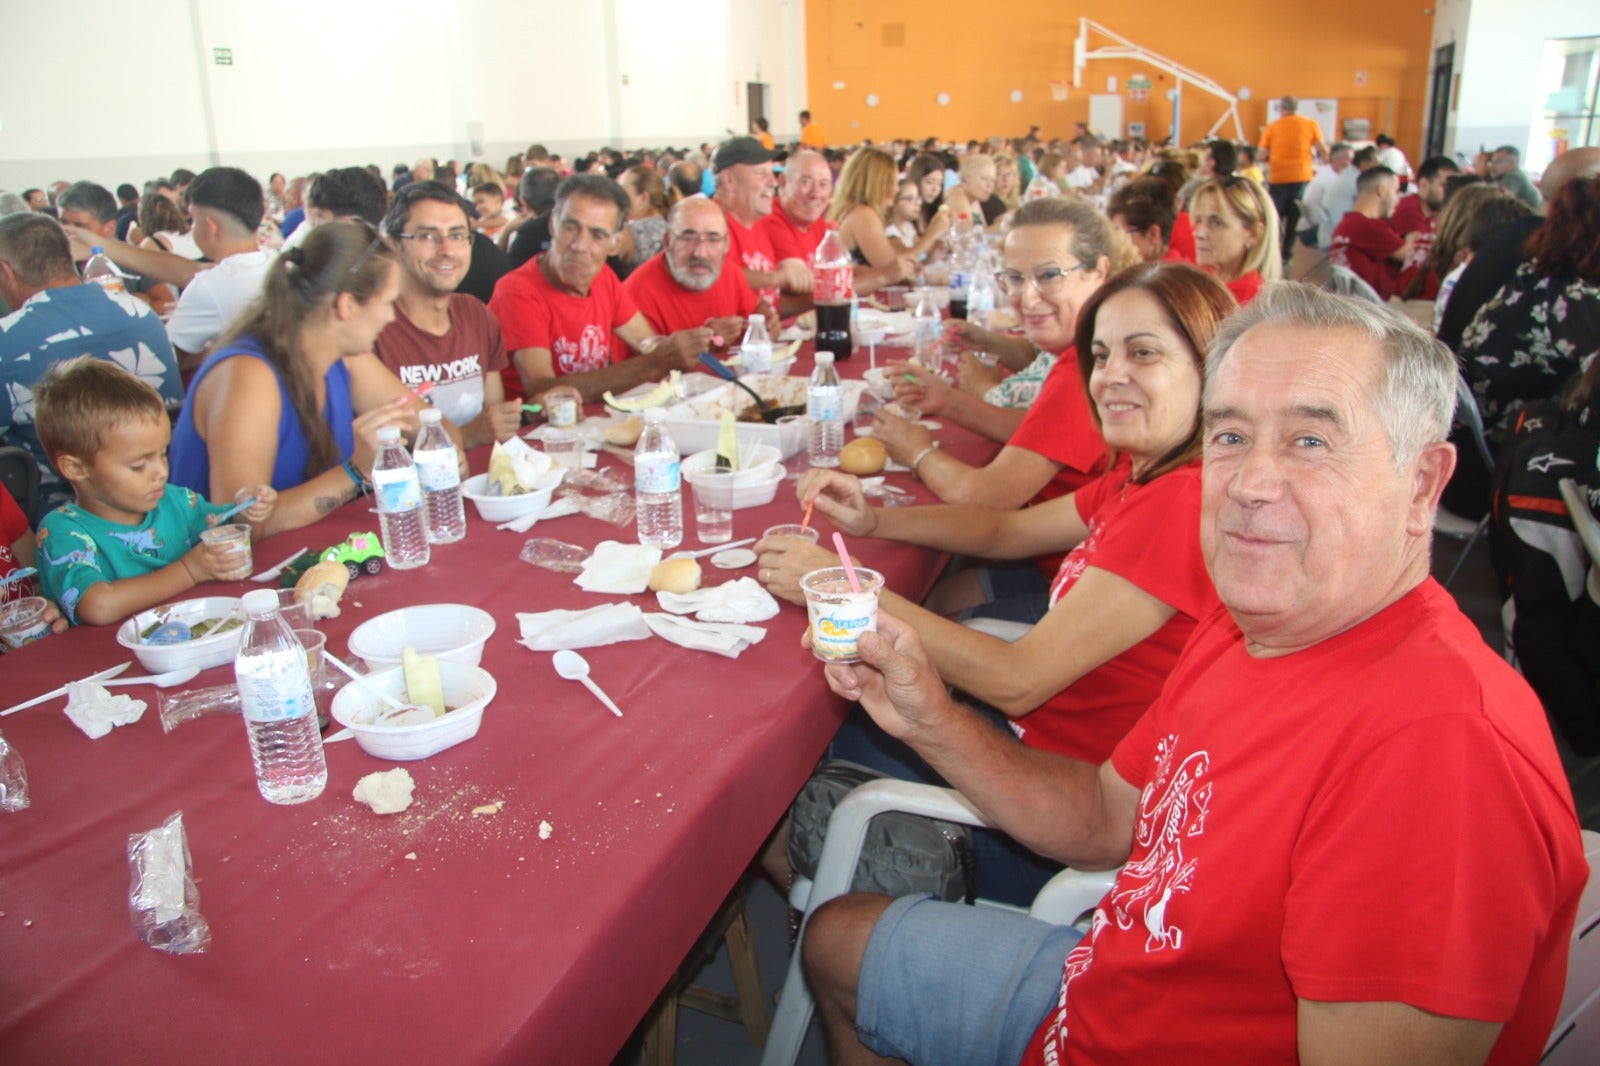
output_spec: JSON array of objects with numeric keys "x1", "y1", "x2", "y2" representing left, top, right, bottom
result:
[
  {"x1": 461, "y1": 471, "x2": 562, "y2": 523},
  {"x1": 684, "y1": 462, "x2": 784, "y2": 509},
  {"x1": 330, "y1": 662, "x2": 496, "y2": 760},
  {"x1": 347, "y1": 603, "x2": 496, "y2": 672},
  {"x1": 681, "y1": 445, "x2": 782, "y2": 487},
  {"x1": 116, "y1": 596, "x2": 246, "y2": 673}
]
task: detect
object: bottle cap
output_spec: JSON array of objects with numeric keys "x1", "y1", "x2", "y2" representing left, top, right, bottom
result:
[
  {"x1": 241, "y1": 589, "x2": 280, "y2": 615},
  {"x1": 376, "y1": 426, "x2": 402, "y2": 443},
  {"x1": 748, "y1": 314, "x2": 762, "y2": 322},
  {"x1": 91, "y1": 246, "x2": 104, "y2": 255},
  {"x1": 419, "y1": 408, "x2": 442, "y2": 425},
  {"x1": 816, "y1": 352, "x2": 835, "y2": 365},
  {"x1": 643, "y1": 407, "x2": 666, "y2": 422}
]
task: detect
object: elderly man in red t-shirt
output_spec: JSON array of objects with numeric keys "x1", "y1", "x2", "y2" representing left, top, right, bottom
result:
[
  {"x1": 487, "y1": 174, "x2": 712, "y2": 403},
  {"x1": 623, "y1": 196, "x2": 776, "y2": 341},
  {"x1": 1330, "y1": 166, "x2": 1413, "y2": 300},
  {"x1": 799, "y1": 285, "x2": 1586, "y2": 1066},
  {"x1": 757, "y1": 150, "x2": 834, "y2": 266},
  {"x1": 712, "y1": 136, "x2": 812, "y2": 317}
]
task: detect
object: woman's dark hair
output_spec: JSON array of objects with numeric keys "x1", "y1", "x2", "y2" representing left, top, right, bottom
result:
[
  {"x1": 620, "y1": 165, "x2": 668, "y2": 217},
  {"x1": 1427, "y1": 184, "x2": 1533, "y2": 278},
  {"x1": 1107, "y1": 177, "x2": 1178, "y2": 244},
  {"x1": 1073, "y1": 262, "x2": 1237, "y2": 484},
  {"x1": 906, "y1": 153, "x2": 946, "y2": 226},
  {"x1": 1526, "y1": 174, "x2": 1600, "y2": 285},
  {"x1": 216, "y1": 220, "x2": 398, "y2": 480},
  {"x1": 137, "y1": 191, "x2": 189, "y2": 241}
]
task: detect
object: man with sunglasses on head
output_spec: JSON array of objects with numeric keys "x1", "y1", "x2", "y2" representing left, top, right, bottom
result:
[
  {"x1": 488, "y1": 174, "x2": 716, "y2": 403},
  {"x1": 375, "y1": 182, "x2": 521, "y2": 448},
  {"x1": 624, "y1": 195, "x2": 777, "y2": 342}
]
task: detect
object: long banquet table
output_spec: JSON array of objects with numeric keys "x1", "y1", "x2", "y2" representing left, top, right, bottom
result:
[{"x1": 0, "y1": 346, "x2": 998, "y2": 1064}]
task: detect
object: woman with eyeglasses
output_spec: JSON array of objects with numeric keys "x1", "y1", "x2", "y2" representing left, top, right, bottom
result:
[
  {"x1": 1188, "y1": 176, "x2": 1281, "y2": 304},
  {"x1": 885, "y1": 179, "x2": 951, "y2": 261},
  {"x1": 169, "y1": 220, "x2": 446, "y2": 535},
  {"x1": 753, "y1": 263, "x2": 1234, "y2": 902}
]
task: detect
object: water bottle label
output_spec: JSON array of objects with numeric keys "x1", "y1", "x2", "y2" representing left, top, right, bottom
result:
[
  {"x1": 238, "y1": 649, "x2": 315, "y2": 723},
  {"x1": 636, "y1": 455, "x2": 680, "y2": 494},
  {"x1": 414, "y1": 449, "x2": 461, "y2": 491},
  {"x1": 808, "y1": 388, "x2": 842, "y2": 422},
  {"x1": 373, "y1": 468, "x2": 422, "y2": 512},
  {"x1": 813, "y1": 265, "x2": 854, "y2": 304},
  {"x1": 949, "y1": 269, "x2": 970, "y2": 293},
  {"x1": 742, "y1": 343, "x2": 773, "y2": 373}
]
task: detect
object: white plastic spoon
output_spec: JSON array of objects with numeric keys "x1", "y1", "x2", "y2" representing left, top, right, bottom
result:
[
  {"x1": 666, "y1": 536, "x2": 757, "y2": 561},
  {"x1": 321, "y1": 651, "x2": 409, "y2": 712},
  {"x1": 98, "y1": 666, "x2": 201, "y2": 689},
  {"x1": 0, "y1": 662, "x2": 131, "y2": 717},
  {"x1": 552, "y1": 650, "x2": 623, "y2": 718}
]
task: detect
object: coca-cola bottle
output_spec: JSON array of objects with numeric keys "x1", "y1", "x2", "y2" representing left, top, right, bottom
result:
[{"x1": 812, "y1": 228, "x2": 854, "y2": 361}]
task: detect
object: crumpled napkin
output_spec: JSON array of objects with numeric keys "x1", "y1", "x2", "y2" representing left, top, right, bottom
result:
[
  {"x1": 655, "y1": 577, "x2": 780, "y2": 623},
  {"x1": 643, "y1": 613, "x2": 767, "y2": 659},
  {"x1": 575, "y1": 541, "x2": 662, "y2": 594},
  {"x1": 497, "y1": 494, "x2": 581, "y2": 533},
  {"x1": 517, "y1": 603, "x2": 652, "y2": 651},
  {"x1": 64, "y1": 680, "x2": 147, "y2": 739}
]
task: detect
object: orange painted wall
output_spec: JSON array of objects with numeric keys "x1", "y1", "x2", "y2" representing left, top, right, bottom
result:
[{"x1": 803, "y1": 1, "x2": 1436, "y2": 159}]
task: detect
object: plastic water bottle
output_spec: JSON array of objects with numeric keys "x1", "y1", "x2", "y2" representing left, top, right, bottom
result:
[
  {"x1": 235, "y1": 589, "x2": 325, "y2": 805},
  {"x1": 413, "y1": 408, "x2": 466, "y2": 544},
  {"x1": 635, "y1": 408, "x2": 683, "y2": 549},
  {"x1": 808, "y1": 352, "x2": 844, "y2": 468},
  {"x1": 83, "y1": 247, "x2": 125, "y2": 295},
  {"x1": 371, "y1": 426, "x2": 430, "y2": 569},
  {"x1": 911, "y1": 288, "x2": 942, "y2": 364},
  {"x1": 968, "y1": 256, "x2": 998, "y2": 330},
  {"x1": 947, "y1": 220, "x2": 973, "y2": 319},
  {"x1": 739, "y1": 314, "x2": 774, "y2": 374},
  {"x1": 812, "y1": 228, "x2": 855, "y2": 361}
]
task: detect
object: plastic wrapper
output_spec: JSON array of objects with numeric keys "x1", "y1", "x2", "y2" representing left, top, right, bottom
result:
[
  {"x1": 158, "y1": 683, "x2": 242, "y2": 733},
  {"x1": 520, "y1": 538, "x2": 592, "y2": 574},
  {"x1": 0, "y1": 729, "x2": 30, "y2": 812},
  {"x1": 559, "y1": 468, "x2": 628, "y2": 494},
  {"x1": 128, "y1": 811, "x2": 211, "y2": 954},
  {"x1": 573, "y1": 491, "x2": 635, "y2": 527}
]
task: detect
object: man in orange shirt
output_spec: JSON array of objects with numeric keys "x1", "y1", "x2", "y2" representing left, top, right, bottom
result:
[
  {"x1": 1258, "y1": 95, "x2": 1327, "y2": 254},
  {"x1": 799, "y1": 110, "x2": 827, "y2": 150}
]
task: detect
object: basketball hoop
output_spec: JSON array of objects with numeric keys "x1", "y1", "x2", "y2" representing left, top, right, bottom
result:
[{"x1": 1050, "y1": 80, "x2": 1071, "y2": 102}]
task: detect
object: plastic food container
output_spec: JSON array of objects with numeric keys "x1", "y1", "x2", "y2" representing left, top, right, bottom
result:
[
  {"x1": 347, "y1": 603, "x2": 496, "y2": 671},
  {"x1": 115, "y1": 597, "x2": 246, "y2": 673},
  {"x1": 330, "y1": 662, "x2": 496, "y2": 760},
  {"x1": 683, "y1": 463, "x2": 784, "y2": 509},
  {"x1": 460, "y1": 472, "x2": 562, "y2": 523}
]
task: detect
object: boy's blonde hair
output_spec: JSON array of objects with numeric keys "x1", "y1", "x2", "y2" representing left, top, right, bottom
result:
[{"x1": 33, "y1": 356, "x2": 167, "y2": 466}]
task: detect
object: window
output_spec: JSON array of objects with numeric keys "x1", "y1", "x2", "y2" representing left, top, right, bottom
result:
[{"x1": 1528, "y1": 36, "x2": 1600, "y2": 174}]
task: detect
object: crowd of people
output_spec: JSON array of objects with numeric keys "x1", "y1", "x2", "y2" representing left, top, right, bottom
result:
[{"x1": 2, "y1": 102, "x2": 1598, "y2": 1063}]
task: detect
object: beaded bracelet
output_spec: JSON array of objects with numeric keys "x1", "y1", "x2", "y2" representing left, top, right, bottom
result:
[{"x1": 910, "y1": 445, "x2": 938, "y2": 480}]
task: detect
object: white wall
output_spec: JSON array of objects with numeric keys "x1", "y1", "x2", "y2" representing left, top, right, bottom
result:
[
  {"x1": 0, "y1": 0, "x2": 806, "y2": 193},
  {"x1": 1434, "y1": 0, "x2": 1597, "y2": 170}
]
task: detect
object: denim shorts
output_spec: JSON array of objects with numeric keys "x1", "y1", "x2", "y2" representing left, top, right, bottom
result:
[
  {"x1": 958, "y1": 561, "x2": 1053, "y2": 626},
  {"x1": 855, "y1": 894, "x2": 1083, "y2": 1066}
]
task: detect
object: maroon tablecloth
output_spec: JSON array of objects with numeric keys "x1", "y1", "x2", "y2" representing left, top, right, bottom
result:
[{"x1": 0, "y1": 348, "x2": 997, "y2": 1064}]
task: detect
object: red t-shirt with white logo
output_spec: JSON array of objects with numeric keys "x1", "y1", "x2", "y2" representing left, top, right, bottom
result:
[
  {"x1": 488, "y1": 256, "x2": 638, "y2": 400},
  {"x1": 724, "y1": 213, "x2": 780, "y2": 310},
  {"x1": 1331, "y1": 212, "x2": 1405, "y2": 299},
  {"x1": 757, "y1": 200, "x2": 830, "y2": 265}
]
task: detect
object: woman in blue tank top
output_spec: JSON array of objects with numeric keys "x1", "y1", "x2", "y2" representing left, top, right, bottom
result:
[{"x1": 170, "y1": 220, "x2": 455, "y2": 535}]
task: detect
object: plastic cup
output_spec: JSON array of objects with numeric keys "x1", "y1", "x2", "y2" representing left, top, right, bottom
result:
[
  {"x1": 293, "y1": 628, "x2": 334, "y2": 730},
  {"x1": 853, "y1": 394, "x2": 882, "y2": 436},
  {"x1": 0, "y1": 596, "x2": 52, "y2": 650},
  {"x1": 691, "y1": 470, "x2": 737, "y2": 544},
  {"x1": 763, "y1": 523, "x2": 820, "y2": 544},
  {"x1": 544, "y1": 428, "x2": 583, "y2": 471},
  {"x1": 273, "y1": 588, "x2": 314, "y2": 630},
  {"x1": 199, "y1": 523, "x2": 252, "y2": 580},
  {"x1": 776, "y1": 415, "x2": 810, "y2": 480},
  {"x1": 800, "y1": 566, "x2": 885, "y2": 664}
]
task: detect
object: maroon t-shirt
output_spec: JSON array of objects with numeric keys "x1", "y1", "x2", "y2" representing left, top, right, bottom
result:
[
  {"x1": 1330, "y1": 212, "x2": 1405, "y2": 299},
  {"x1": 373, "y1": 294, "x2": 508, "y2": 429}
]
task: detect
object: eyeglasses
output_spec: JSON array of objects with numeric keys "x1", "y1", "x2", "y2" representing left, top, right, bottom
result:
[
  {"x1": 669, "y1": 230, "x2": 728, "y2": 247},
  {"x1": 396, "y1": 229, "x2": 472, "y2": 247},
  {"x1": 994, "y1": 263, "x2": 1092, "y2": 296}
]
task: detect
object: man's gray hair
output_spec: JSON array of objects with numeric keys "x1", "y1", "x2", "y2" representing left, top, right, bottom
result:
[
  {"x1": 1204, "y1": 283, "x2": 1456, "y2": 467},
  {"x1": 0, "y1": 190, "x2": 30, "y2": 219},
  {"x1": 56, "y1": 181, "x2": 118, "y2": 224},
  {"x1": 552, "y1": 174, "x2": 630, "y2": 234}
]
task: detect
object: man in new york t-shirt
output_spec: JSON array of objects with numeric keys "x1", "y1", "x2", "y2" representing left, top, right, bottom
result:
[
  {"x1": 375, "y1": 182, "x2": 520, "y2": 447},
  {"x1": 800, "y1": 286, "x2": 1585, "y2": 1065},
  {"x1": 487, "y1": 174, "x2": 711, "y2": 403}
]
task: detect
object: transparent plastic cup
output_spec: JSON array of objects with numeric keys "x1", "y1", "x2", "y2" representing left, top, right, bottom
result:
[
  {"x1": 292, "y1": 628, "x2": 335, "y2": 730},
  {"x1": 543, "y1": 428, "x2": 583, "y2": 471},
  {"x1": 776, "y1": 415, "x2": 810, "y2": 480},
  {"x1": 690, "y1": 470, "x2": 736, "y2": 544},
  {"x1": 800, "y1": 567, "x2": 885, "y2": 664},
  {"x1": 199, "y1": 523, "x2": 252, "y2": 580},
  {"x1": 273, "y1": 588, "x2": 313, "y2": 630},
  {"x1": 763, "y1": 523, "x2": 820, "y2": 544},
  {"x1": 0, "y1": 597, "x2": 52, "y2": 650}
]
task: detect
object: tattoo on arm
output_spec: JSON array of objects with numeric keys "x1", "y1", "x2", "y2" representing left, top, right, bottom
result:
[{"x1": 314, "y1": 495, "x2": 343, "y2": 516}]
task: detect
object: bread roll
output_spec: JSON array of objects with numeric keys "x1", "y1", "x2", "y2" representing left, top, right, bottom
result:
[
  {"x1": 839, "y1": 437, "x2": 888, "y2": 475},
  {"x1": 648, "y1": 557, "x2": 702, "y2": 594},
  {"x1": 295, "y1": 559, "x2": 350, "y2": 620}
]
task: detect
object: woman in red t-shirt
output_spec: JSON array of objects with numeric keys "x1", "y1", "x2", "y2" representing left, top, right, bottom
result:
[
  {"x1": 1190, "y1": 176, "x2": 1280, "y2": 305},
  {"x1": 756, "y1": 263, "x2": 1237, "y2": 902}
]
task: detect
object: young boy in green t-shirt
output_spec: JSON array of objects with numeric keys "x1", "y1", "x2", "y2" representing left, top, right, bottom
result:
[{"x1": 33, "y1": 357, "x2": 277, "y2": 626}]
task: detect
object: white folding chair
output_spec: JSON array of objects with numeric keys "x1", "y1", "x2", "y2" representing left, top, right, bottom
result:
[
  {"x1": 1443, "y1": 375, "x2": 1497, "y2": 588},
  {"x1": 759, "y1": 779, "x2": 1118, "y2": 1066},
  {"x1": 1326, "y1": 264, "x2": 1385, "y2": 305},
  {"x1": 1557, "y1": 479, "x2": 1600, "y2": 608},
  {"x1": 1543, "y1": 828, "x2": 1600, "y2": 1064}
]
